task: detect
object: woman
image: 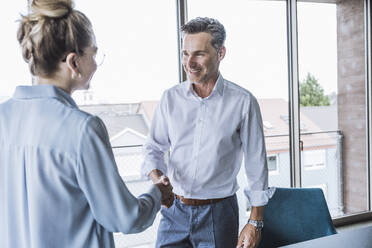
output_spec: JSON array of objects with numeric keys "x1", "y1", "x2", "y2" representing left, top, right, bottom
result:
[{"x1": 0, "y1": 0, "x2": 171, "y2": 247}]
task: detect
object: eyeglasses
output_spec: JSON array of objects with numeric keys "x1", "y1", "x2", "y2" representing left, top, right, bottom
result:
[
  {"x1": 94, "y1": 49, "x2": 105, "y2": 67},
  {"x1": 61, "y1": 48, "x2": 105, "y2": 67}
]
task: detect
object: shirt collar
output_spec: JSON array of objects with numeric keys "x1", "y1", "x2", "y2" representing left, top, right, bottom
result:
[
  {"x1": 184, "y1": 73, "x2": 225, "y2": 98},
  {"x1": 13, "y1": 85, "x2": 78, "y2": 108}
]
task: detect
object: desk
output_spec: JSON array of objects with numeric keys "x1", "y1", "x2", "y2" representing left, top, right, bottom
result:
[{"x1": 280, "y1": 225, "x2": 372, "y2": 248}]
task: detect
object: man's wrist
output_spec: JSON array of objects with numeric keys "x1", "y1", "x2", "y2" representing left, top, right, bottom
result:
[
  {"x1": 149, "y1": 169, "x2": 163, "y2": 183},
  {"x1": 248, "y1": 219, "x2": 264, "y2": 231}
]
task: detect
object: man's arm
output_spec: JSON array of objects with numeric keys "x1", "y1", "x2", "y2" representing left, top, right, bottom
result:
[
  {"x1": 237, "y1": 206, "x2": 264, "y2": 248},
  {"x1": 141, "y1": 92, "x2": 171, "y2": 180},
  {"x1": 249, "y1": 206, "x2": 264, "y2": 221},
  {"x1": 238, "y1": 96, "x2": 274, "y2": 248},
  {"x1": 240, "y1": 97, "x2": 270, "y2": 206},
  {"x1": 141, "y1": 92, "x2": 174, "y2": 207}
]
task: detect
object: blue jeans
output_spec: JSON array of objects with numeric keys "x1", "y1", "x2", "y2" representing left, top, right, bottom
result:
[{"x1": 156, "y1": 194, "x2": 239, "y2": 248}]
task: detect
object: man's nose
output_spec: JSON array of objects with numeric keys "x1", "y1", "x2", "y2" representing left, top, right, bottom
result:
[{"x1": 187, "y1": 56, "x2": 196, "y2": 68}]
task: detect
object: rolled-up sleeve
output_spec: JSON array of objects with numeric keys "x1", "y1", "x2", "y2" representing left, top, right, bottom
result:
[
  {"x1": 240, "y1": 97, "x2": 275, "y2": 206},
  {"x1": 76, "y1": 116, "x2": 161, "y2": 234},
  {"x1": 141, "y1": 92, "x2": 170, "y2": 178}
]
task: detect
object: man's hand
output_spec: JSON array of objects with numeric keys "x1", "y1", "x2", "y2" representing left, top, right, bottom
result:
[
  {"x1": 237, "y1": 206, "x2": 264, "y2": 248},
  {"x1": 149, "y1": 169, "x2": 174, "y2": 208},
  {"x1": 236, "y1": 223, "x2": 261, "y2": 248},
  {"x1": 155, "y1": 175, "x2": 174, "y2": 208}
]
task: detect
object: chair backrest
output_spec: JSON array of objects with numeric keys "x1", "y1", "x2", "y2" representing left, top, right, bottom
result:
[{"x1": 257, "y1": 187, "x2": 337, "y2": 248}]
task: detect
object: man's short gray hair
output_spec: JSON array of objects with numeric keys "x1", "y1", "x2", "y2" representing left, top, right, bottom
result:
[{"x1": 181, "y1": 17, "x2": 226, "y2": 52}]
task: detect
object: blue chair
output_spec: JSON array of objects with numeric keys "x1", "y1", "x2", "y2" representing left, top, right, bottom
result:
[{"x1": 257, "y1": 187, "x2": 337, "y2": 248}]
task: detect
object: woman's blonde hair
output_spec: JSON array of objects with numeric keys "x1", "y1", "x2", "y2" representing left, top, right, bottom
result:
[{"x1": 17, "y1": 0, "x2": 94, "y2": 77}]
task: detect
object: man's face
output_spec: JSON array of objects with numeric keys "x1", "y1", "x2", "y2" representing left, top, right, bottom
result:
[{"x1": 182, "y1": 32, "x2": 225, "y2": 84}]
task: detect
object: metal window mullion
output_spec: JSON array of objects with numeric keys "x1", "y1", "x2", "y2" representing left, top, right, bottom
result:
[
  {"x1": 287, "y1": 0, "x2": 301, "y2": 188},
  {"x1": 176, "y1": 0, "x2": 188, "y2": 83},
  {"x1": 364, "y1": 0, "x2": 372, "y2": 211}
]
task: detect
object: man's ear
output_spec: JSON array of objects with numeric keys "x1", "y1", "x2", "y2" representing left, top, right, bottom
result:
[
  {"x1": 65, "y1": 53, "x2": 79, "y2": 78},
  {"x1": 218, "y1": 46, "x2": 226, "y2": 61}
]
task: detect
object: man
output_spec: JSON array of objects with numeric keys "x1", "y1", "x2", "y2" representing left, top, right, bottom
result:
[{"x1": 142, "y1": 17, "x2": 274, "y2": 248}]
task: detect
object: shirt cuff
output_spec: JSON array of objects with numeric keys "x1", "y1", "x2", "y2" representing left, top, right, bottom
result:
[
  {"x1": 134, "y1": 185, "x2": 161, "y2": 231},
  {"x1": 149, "y1": 184, "x2": 162, "y2": 204},
  {"x1": 139, "y1": 184, "x2": 162, "y2": 212},
  {"x1": 244, "y1": 187, "x2": 276, "y2": 207},
  {"x1": 140, "y1": 161, "x2": 167, "y2": 180}
]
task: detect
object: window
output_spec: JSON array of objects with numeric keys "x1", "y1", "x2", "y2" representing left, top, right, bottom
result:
[
  {"x1": 74, "y1": 1, "x2": 179, "y2": 247},
  {"x1": 298, "y1": 0, "x2": 367, "y2": 218},
  {"x1": 268, "y1": 155, "x2": 279, "y2": 174},
  {"x1": 0, "y1": 2, "x2": 31, "y2": 99},
  {"x1": 303, "y1": 150, "x2": 326, "y2": 170},
  {"x1": 3, "y1": 1, "x2": 372, "y2": 245},
  {"x1": 73, "y1": 1, "x2": 179, "y2": 105}
]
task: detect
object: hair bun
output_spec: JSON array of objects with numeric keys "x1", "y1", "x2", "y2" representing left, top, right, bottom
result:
[{"x1": 30, "y1": 0, "x2": 74, "y2": 20}]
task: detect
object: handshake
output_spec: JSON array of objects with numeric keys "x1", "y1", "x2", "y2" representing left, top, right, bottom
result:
[{"x1": 150, "y1": 169, "x2": 174, "y2": 208}]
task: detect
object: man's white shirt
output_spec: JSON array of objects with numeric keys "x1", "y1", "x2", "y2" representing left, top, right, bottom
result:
[{"x1": 142, "y1": 74, "x2": 274, "y2": 206}]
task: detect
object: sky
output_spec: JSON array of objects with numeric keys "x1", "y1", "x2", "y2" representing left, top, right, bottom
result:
[{"x1": 0, "y1": 1, "x2": 338, "y2": 104}]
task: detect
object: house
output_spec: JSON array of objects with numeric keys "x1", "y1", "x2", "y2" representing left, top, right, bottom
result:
[{"x1": 258, "y1": 99, "x2": 342, "y2": 216}]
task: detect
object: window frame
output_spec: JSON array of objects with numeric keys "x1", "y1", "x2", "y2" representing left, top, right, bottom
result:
[
  {"x1": 21, "y1": 0, "x2": 372, "y2": 227},
  {"x1": 180, "y1": 0, "x2": 372, "y2": 225}
]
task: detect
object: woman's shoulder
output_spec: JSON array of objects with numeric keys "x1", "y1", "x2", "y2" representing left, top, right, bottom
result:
[{"x1": 71, "y1": 109, "x2": 107, "y2": 136}]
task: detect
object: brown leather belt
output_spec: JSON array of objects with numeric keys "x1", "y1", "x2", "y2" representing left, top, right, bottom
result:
[{"x1": 175, "y1": 194, "x2": 228, "y2": 206}]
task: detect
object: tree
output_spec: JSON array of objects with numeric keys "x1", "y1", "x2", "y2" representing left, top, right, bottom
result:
[{"x1": 299, "y1": 73, "x2": 330, "y2": 106}]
